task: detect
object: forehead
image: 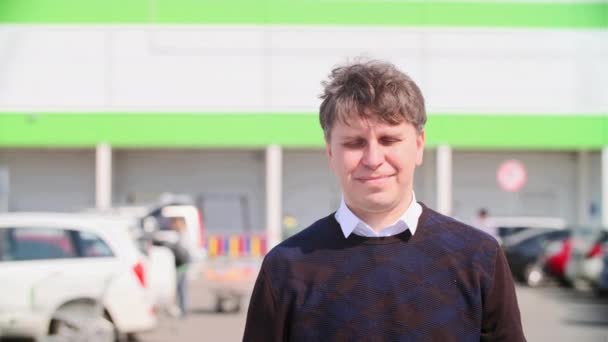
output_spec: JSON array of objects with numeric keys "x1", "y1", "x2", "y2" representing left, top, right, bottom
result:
[{"x1": 331, "y1": 116, "x2": 412, "y2": 136}]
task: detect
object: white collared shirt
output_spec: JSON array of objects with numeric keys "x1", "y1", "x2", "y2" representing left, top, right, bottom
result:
[{"x1": 335, "y1": 192, "x2": 422, "y2": 238}]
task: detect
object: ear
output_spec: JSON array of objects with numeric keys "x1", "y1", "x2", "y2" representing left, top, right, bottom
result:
[
  {"x1": 415, "y1": 130, "x2": 425, "y2": 166},
  {"x1": 325, "y1": 138, "x2": 335, "y2": 171}
]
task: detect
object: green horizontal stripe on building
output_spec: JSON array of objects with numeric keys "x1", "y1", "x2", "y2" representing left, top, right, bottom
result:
[
  {"x1": 0, "y1": 0, "x2": 606, "y2": 29},
  {"x1": 0, "y1": 113, "x2": 606, "y2": 149}
]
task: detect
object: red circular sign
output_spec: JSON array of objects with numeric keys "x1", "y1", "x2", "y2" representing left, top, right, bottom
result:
[{"x1": 497, "y1": 159, "x2": 527, "y2": 192}]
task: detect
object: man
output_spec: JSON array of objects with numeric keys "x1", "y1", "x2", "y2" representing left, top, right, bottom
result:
[
  {"x1": 473, "y1": 208, "x2": 500, "y2": 243},
  {"x1": 168, "y1": 217, "x2": 191, "y2": 317},
  {"x1": 243, "y1": 60, "x2": 525, "y2": 341}
]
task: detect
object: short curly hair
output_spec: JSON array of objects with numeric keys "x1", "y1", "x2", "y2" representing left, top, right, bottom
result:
[{"x1": 319, "y1": 59, "x2": 426, "y2": 140}]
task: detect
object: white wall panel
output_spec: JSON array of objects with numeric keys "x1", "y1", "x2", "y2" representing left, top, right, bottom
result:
[
  {"x1": 283, "y1": 150, "x2": 339, "y2": 230},
  {"x1": 0, "y1": 26, "x2": 605, "y2": 113},
  {"x1": 0, "y1": 28, "x2": 107, "y2": 107},
  {"x1": 113, "y1": 149, "x2": 266, "y2": 231},
  {"x1": 0, "y1": 149, "x2": 95, "y2": 211},
  {"x1": 427, "y1": 58, "x2": 579, "y2": 112},
  {"x1": 452, "y1": 151, "x2": 578, "y2": 224},
  {"x1": 110, "y1": 30, "x2": 266, "y2": 109},
  {"x1": 268, "y1": 55, "x2": 425, "y2": 110}
]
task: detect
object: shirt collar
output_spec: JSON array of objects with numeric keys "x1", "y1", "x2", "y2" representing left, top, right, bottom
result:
[{"x1": 335, "y1": 192, "x2": 421, "y2": 239}]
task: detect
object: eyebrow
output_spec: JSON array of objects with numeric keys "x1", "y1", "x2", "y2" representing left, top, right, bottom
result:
[{"x1": 337, "y1": 133, "x2": 369, "y2": 142}]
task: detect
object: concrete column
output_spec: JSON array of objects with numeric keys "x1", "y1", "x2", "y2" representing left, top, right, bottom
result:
[
  {"x1": 423, "y1": 149, "x2": 435, "y2": 206},
  {"x1": 602, "y1": 146, "x2": 608, "y2": 227},
  {"x1": 0, "y1": 168, "x2": 9, "y2": 212},
  {"x1": 577, "y1": 150, "x2": 590, "y2": 225},
  {"x1": 266, "y1": 144, "x2": 282, "y2": 249},
  {"x1": 436, "y1": 145, "x2": 452, "y2": 216},
  {"x1": 95, "y1": 143, "x2": 112, "y2": 210}
]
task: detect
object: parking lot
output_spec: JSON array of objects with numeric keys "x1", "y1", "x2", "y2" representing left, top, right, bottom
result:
[
  {"x1": 139, "y1": 277, "x2": 608, "y2": 342},
  {"x1": 138, "y1": 276, "x2": 249, "y2": 342},
  {"x1": 518, "y1": 285, "x2": 608, "y2": 341}
]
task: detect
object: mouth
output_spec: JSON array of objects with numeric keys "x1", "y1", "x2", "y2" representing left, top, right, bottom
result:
[{"x1": 355, "y1": 175, "x2": 395, "y2": 183}]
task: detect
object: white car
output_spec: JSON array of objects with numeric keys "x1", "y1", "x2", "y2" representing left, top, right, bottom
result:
[
  {"x1": 494, "y1": 216, "x2": 567, "y2": 245},
  {"x1": 0, "y1": 213, "x2": 160, "y2": 341},
  {"x1": 92, "y1": 200, "x2": 207, "y2": 265},
  {"x1": 566, "y1": 227, "x2": 608, "y2": 289}
]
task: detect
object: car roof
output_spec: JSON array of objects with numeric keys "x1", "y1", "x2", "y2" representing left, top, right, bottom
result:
[
  {"x1": 82, "y1": 206, "x2": 149, "y2": 218},
  {"x1": 0, "y1": 212, "x2": 137, "y2": 232},
  {"x1": 493, "y1": 216, "x2": 567, "y2": 230},
  {"x1": 82, "y1": 201, "x2": 197, "y2": 218},
  {"x1": 502, "y1": 227, "x2": 570, "y2": 247}
]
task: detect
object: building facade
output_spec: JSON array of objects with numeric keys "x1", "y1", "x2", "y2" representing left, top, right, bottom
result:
[{"x1": 0, "y1": 1, "x2": 606, "y2": 244}]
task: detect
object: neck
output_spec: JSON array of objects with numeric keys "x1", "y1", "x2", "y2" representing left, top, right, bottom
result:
[{"x1": 347, "y1": 194, "x2": 413, "y2": 232}]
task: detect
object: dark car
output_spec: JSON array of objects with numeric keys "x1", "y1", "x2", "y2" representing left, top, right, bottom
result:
[
  {"x1": 502, "y1": 228, "x2": 571, "y2": 287},
  {"x1": 597, "y1": 239, "x2": 608, "y2": 297}
]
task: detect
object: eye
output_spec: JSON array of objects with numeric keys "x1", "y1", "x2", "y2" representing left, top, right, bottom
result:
[
  {"x1": 342, "y1": 138, "x2": 366, "y2": 149},
  {"x1": 379, "y1": 136, "x2": 401, "y2": 145}
]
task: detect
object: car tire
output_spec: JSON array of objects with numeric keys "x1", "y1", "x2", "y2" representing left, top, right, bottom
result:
[
  {"x1": 226, "y1": 298, "x2": 242, "y2": 313},
  {"x1": 214, "y1": 296, "x2": 241, "y2": 313},
  {"x1": 214, "y1": 297, "x2": 224, "y2": 313},
  {"x1": 49, "y1": 302, "x2": 119, "y2": 342},
  {"x1": 594, "y1": 288, "x2": 608, "y2": 298}
]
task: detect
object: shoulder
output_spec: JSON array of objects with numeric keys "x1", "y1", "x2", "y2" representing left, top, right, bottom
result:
[
  {"x1": 418, "y1": 206, "x2": 505, "y2": 287},
  {"x1": 420, "y1": 205, "x2": 499, "y2": 248},
  {"x1": 257, "y1": 214, "x2": 342, "y2": 291},
  {"x1": 417, "y1": 205, "x2": 501, "y2": 271},
  {"x1": 262, "y1": 213, "x2": 340, "y2": 266}
]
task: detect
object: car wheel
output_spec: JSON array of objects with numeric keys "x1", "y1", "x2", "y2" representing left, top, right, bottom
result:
[
  {"x1": 594, "y1": 288, "x2": 608, "y2": 298},
  {"x1": 214, "y1": 296, "x2": 242, "y2": 313},
  {"x1": 214, "y1": 297, "x2": 224, "y2": 313},
  {"x1": 126, "y1": 332, "x2": 140, "y2": 341},
  {"x1": 523, "y1": 263, "x2": 545, "y2": 287},
  {"x1": 49, "y1": 302, "x2": 119, "y2": 342},
  {"x1": 225, "y1": 297, "x2": 242, "y2": 313},
  {"x1": 49, "y1": 318, "x2": 77, "y2": 340}
]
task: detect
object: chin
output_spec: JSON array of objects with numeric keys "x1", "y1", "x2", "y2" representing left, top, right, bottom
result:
[{"x1": 357, "y1": 194, "x2": 396, "y2": 212}]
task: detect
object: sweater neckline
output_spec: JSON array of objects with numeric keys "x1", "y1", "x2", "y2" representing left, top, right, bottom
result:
[{"x1": 329, "y1": 202, "x2": 433, "y2": 245}]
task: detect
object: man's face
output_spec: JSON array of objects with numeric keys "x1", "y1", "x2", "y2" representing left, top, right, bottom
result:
[{"x1": 326, "y1": 116, "x2": 425, "y2": 217}]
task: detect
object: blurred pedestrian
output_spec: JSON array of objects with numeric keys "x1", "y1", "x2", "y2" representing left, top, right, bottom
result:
[
  {"x1": 243, "y1": 59, "x2": 525, "y2": 341},
  {"x1": 168, "y1": 217, "x2": 191, "y2": 318},
  {"x1": 474, "y1": 207, "x2": 500, "y2": 242}
]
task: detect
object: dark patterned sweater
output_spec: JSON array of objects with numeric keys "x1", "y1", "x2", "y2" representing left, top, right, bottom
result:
[{"x1": 243, "y1": 203, "x2": 525, "y2": 341}]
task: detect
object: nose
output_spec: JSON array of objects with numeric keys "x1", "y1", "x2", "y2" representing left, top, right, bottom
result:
[{"x1": 361, "y1": 141, "x2": 384, "y2": 169}]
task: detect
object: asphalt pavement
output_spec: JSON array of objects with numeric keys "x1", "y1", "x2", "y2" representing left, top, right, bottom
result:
[{"x1": 138, "y1": 277, "x2": 608, "y2": 342}]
